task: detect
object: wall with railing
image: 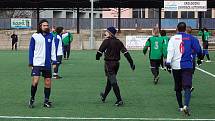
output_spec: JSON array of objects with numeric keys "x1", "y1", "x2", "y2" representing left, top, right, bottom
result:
[{"x1": 1, "y1": 18, "x2": 215, "y2": 30}]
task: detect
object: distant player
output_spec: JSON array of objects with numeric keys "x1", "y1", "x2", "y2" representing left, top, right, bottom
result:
[
  {"x1": 51, "y1": 26, "x2": 57, "y2": 37},
  {"x1": 11, "y1": 31, "x2": 18, "y2": 51},
  {"x1": 166, "y1": 22, "x2": 203, "y2": 116},
  {"x1": 28, "y1": 19, "x2": 57, "y2": 108},
  {"x1": 62, "y1": 31, "x2": 73, "y2": 60},
  {"x1": 143, "y1": 27, "x2": 165, "y2": 84},
  {"x1": 96, "y1": 27, "x2": 135, "y2": 106},
  {"x1": 160, "y1": 30, "x2": 169, "y2": 70},
  {"x1": 198, "y1": 28, "x2": 211, "y2": 62},
  {"x1": 53, "y1": 27, "x2": 64, "y2": 79}
]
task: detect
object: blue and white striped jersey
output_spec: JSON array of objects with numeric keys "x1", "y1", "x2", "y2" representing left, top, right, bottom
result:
[{"x1": 29, "y1": 32, "x2": 57, "y2": 69}]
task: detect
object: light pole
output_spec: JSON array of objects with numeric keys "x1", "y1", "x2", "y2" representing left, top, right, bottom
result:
[{"x1": 90, "y1": 0, "x2": 94, "y2": 49}]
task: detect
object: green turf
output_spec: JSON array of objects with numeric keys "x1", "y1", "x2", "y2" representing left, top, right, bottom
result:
[{"x1": 0, "y1": 50, "x2": 215, "y2": 120}]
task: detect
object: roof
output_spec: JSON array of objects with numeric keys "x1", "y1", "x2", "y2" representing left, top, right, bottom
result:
[{"x1": 0, "y1": 0, "x2": 214, "y2": 9}]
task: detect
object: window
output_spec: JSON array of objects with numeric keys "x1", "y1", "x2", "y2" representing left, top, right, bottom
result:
[
  {"x1": 165, "y1": 11, "x2": 178, "y2": 18},
  {"x1": 203, "y1": 9, "x2": 212, "y2": 18},
  {"x1": 181, "y1": 11, "x2": 194, "y2": 18},
  {"x1": 148, "y1": 8, "x2": 159, "y2": 18},
  {"x1": 133, "y1": 8, "x2": 145, "y2": 18}
]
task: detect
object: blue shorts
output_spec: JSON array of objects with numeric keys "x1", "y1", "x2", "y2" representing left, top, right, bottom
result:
[
  {"x1": 31, "y1": 66, "x2": 52, "y2": 78},
  {"x1": 172, "y1": 69, "x2": 193, "y2": 91},
  {"x1": 203, "y1": 50, "x2": 209, "y2": 55}
]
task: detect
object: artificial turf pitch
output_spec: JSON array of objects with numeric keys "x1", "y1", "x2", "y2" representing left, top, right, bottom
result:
[{"x1": 0, "y1": 50, "x2": 215, "y2": 120}]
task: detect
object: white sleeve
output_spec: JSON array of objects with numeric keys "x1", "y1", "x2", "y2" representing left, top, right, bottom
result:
[
  {"x1": 166, "y1": 37, "x2": 174, "y2": 63},
  {"x1": 57, "y1": 37, "x2": 63, "y2": 56},
  {"x1": 51, "y1": 38, "x2": 57, "y2": 61}
]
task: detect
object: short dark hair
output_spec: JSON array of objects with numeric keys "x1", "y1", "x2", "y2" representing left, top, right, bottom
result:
[
  {"x1": 177, "y1": 22, "x2": 186, "y2": 32},
  {"x1": 204, "y1": 27, "x2": 208, "y2": 32},
  {"x1": 160, "y1": 30, "x2": 166, "y2": 36},
  {"x1": 56, "y1": 27, "x2": 64, "y2": 34},
  {"x1": 37, "y1": 19, "x2": 49, "y2": 33}
]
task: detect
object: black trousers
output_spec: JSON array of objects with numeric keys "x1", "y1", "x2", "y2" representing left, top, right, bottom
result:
[
  {"x1": 63, "y1": 45, "x2": 70, "y2": 59},
  {"x1": 103, "y1": 61, "x2": 122, "y2": 101},
  {"x1": 12, "y1": 41, "x2": 17, "y2": 50},
  {"x1": 150, "y1": 59, "x2": 161, "y2": 78}
]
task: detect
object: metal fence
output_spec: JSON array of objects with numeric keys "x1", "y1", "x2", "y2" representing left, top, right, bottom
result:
[{"x1": 1, "y1": 18, "x2": 215, "y2": 30}]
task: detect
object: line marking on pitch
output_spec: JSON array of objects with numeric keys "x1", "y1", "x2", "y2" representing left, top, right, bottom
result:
[
  {"x1": 0, "y1": 116, "x2": 215, "y2": 120},
  {"x1": 196, "y1": 67, "x2": 215, "y2": 78}
]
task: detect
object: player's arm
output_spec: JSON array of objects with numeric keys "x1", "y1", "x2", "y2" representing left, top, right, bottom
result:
[
  {"x1": 162, "y1": 39, "x2": 167, "y2": 59},
  {"x1": 96, "y1": 39, "x2": 108, "y2": 60},
  {"x1": 120, "y1": 42, "x2": 135, "y2": 71},
  {"x1": 143, "y1": 38, "x2": 150, "y2": 55},
  {"x1": 191, "y1": 36, "x2": 203, "y2": 65},
  {"x1": 165, "y1": 37, "x2": 174, "y2": 73},
  {"x1": 51, "y1": 37, "x2": 57, "y2": 65},
  {"x1": 29, "y1": 37, "x2": 35, "y2": 67}
]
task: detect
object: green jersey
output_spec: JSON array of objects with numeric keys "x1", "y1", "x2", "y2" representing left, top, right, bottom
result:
[
  {"x1": 52, "y1": 31, "x2": 57, "y2": 37},
  {"x1": 143, "y1": 36, "x2": 164, "y2": 60},
  {"x1": 161, "y1": 36, "x2": 169, "y2": 58},
  {"x1": 62, "y1": 32, "x2": 73, "y2": 46},
  {"x1": 198, "y1": 31, "x2": 210, "y2": 42}
]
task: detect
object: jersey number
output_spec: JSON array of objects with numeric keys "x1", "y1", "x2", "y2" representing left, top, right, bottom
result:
[
  {"x1": 179, "y1": 42, "x2": 184, "y2": 54},
  {"x1": 154, "y1": 41, "x2": 159, "y2": 50}
]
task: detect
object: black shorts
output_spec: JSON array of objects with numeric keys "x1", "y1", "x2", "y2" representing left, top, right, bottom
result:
[
  {"x1": 203, "y1": 41, "x2": 209, "y2": 49},
  {"x1": 105, "y1": 61, "x2": 119, "y2": 76},
  {"x1": 57, "y1": 55, "x2": 63, "y2": 64},
  {"x1": 172, "y1": 69, "x2": 193, "y2": 91},
  {"x1": 150, "y1": 59, "x2": 161, "y2": 69},
  {"x1": 31, "y1": 66, "x2": 52, "y2": 78}
]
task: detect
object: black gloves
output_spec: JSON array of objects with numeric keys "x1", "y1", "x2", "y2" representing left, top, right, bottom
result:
[
  {"x1": 165, "y1": 62, "x2": 172, "y2": 74},
  {"x1": 96, "y1": 52, "x2": 102, "y2": 60}
]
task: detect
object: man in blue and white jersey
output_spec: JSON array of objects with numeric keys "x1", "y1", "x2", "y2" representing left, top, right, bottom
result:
[
  {"x1": 166, "y1": 22, "x2": 203, "y2": 116},
  {"x1": 53, "y1": 27, "x2": 64, "y2": 79},
  {"x1": 28, "y1": 19, "x2": 57, "y2": 108}
]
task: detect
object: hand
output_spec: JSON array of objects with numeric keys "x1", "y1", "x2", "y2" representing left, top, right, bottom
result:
[
  {"x1": 165, "y1": 62, "x2": 172, "y2": 74},
  {"x1": 197, "y1": 59, "x2": 202, "y2": 66},
  {"x1": 28, "y1": 64, "x2": 33, "y2": 69},
  {"x1": 96, "y1": 52, "x2": 102, "y2": 60},
  {"x1": 130, "y1": 64, "x2": 135, "y2": 71}
]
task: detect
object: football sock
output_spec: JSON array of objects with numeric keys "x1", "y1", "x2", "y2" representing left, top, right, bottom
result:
[
  {"x1": 44, "y1": 87, "x2": 51, "y2": 102},
  {"x1": 176, "y1": 91, "x2": 183, "y2": 108},
  {"x1": 31, "y1": 84, "x2": 38, "y2": 100},
  {"x1": 184, "y1": 88, "x2": 191, "y2": 107}
]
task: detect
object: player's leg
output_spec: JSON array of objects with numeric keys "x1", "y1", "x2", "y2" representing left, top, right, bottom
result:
[
  {"x1": 205, "y1": 50, "x2": 211, "y2": 62},
  {"x1": 101, "y1": 63, "x2": 112, "y2": 102},
  {"x1": 150, "y1": 60, "x2": 159, "y2": 84},
  {"x1": 100, "y1": 78, "x2": 112, "y2": 103},
  {"x1": 182, "y1": 69, "x2": 193, "y2": 116},
  {"x1": 12, "y1": 42, "x2": 14, "y2": 50},
  {"x1": 67, "y1": 45, "x2": 71, "y2": 59},
  {"x1": 63, "y1": 46, "x2": 67, "y2": 59},
  {"x1": 15, "y1": 42, "x2": 17, "y2": 51},
  {"x1": 172, "y1": 69, "x2": 183, "y2": 111},
  {"x1": 29, "y1": 67, "x2": 41, "y2": 108},
  {"x1": 42, "y1": 68, "x2": 52, "y2": 108},
  {"x1": 53, "y1": 55, "x2": 63, "y2": 79}
]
